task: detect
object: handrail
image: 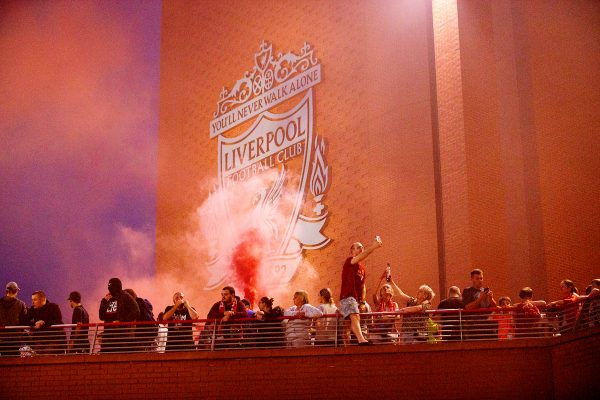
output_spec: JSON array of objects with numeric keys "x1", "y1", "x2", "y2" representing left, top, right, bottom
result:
[{"x1": 0, "y1": 297, "x2": 595, "y2": 357}]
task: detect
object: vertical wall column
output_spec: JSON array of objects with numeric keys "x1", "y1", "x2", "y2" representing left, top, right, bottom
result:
[
  {"x1": 431, "y1": 0, "x2": 472, "y2": 292},
  {"x1": 490, "y1": 0, "x2": 544, "y2": 294}
]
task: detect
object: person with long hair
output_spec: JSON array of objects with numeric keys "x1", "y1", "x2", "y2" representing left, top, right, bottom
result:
[
  {"x1": 316, "y1": 288, "x2": 339, "y2": 346},
  {"x1": 252, "y1": 296, "x2": 284, "y2": 347},
  {"x1": 547, "y1": 279, "x2": 580, "y2": 333}
]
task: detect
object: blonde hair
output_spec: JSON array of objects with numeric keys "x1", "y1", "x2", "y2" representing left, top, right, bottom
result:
[
  {"x1": 419, "y1": 285, "x2": 435, "y2": 301},
  {"x1": 294, "y1": 290, "x2": 309, "y2": 305},
  {"x1": 379, "y1": 284, "x2": 394, "y2": 297}
]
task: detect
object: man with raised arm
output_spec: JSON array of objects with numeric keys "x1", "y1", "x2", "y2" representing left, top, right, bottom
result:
[
  {"x1": 163, "y1": 291, "x2": 199, "y2": 352},
  {"x1": 339, "y1": 236, "x2": 383, "y2": 345}
]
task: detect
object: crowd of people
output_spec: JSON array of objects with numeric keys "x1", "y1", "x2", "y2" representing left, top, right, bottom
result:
[{"x1": 1, "y1": 236, "x2": 599, "y2": 356}]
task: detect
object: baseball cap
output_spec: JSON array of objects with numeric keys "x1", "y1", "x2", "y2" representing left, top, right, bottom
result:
[{"x1": 6, "y1": 282, "x2": 20, "y2": 291}]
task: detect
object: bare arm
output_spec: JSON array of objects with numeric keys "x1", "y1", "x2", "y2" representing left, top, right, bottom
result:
[
  {"x1": 163, "y1": 301, "x2": 182, "y2": 321},
  {"x1": 389, "y1": 278, "x2": 411, "y2": 303},
  {"x1": 373, "y1": 272, "x2": 386, "y2": 305},
  {"x1": 400, "y1": 304, "x2": 423, "y2": 314},
  {"x1": 465, "y1": 291, "x2": 496, "y2": 310},
  {"x1": 351, "y1": 236, "x2": 383, "y2": 265},
  {"x1": 183, "y1": 299, "x2": 199, "y2": 319},
  {"x1": 531, "y1": 300, "x2": 546, "y2": 308}
]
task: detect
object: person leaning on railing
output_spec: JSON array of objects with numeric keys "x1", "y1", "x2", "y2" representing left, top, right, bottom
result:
[
  {"x1": 28, "y1": 290, "x2": 67, "y2": 355},
  {"x1": 0, "y1": 281, "x2": 28, "y2": 357},
  {"x1": 437, "y1": 286, "x2": 464, "y2": 341},
  {"x1": 545, "y1": 279, "x2": 581, "y2": 334},
  {"x1": 576, "y1": 280, "x2": 600, "y2": 330},
  {"x1": 394, "y1": 283, "x2": 435, "y2": 343},
  {"x1": 283, "y1": 290, "x2": 323, "y2": 348},
  {"x1": 206, "y1": 286, "x2": 247, "y2": 349},
  {"x1": 513, "y1": 287, "x2": 546, "y2": 338},
  {"x1": 488, "y1": 297, "x2": 515, "y2": 340},
  {"x1": 251, "y1": 297, "x2": 285, "y2": 348}
]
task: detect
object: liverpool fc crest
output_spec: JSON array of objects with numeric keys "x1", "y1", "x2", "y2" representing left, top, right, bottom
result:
[{"x1": 204, "y1": 41, "x2": 330, "y2": 302}]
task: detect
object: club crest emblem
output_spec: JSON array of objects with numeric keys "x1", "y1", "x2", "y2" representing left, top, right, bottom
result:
[{"x1": 204, "y1": 41, "x2": 331, "y2": 297}]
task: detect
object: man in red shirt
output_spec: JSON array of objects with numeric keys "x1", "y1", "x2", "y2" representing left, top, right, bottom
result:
[{"x1": 339, "y1": 236, "x2": 383, "y2": 345}]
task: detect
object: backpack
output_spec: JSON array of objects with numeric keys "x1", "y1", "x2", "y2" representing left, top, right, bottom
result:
[{"x1": 137, "y1": 298, "x2": 155, "y2": 321}]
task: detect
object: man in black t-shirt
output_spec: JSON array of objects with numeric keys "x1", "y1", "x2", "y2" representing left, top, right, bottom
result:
[
  {"x1": 462, "y1": 269, "x2": 497, "y2": 340},
  {"x1": 67, "y1": 291, "x2": 89, "y2": 354},
  {"x1": 163, "y1": 292, "x2": 198, "y2": 352},
  {"x1": 437, "y1": 286, "x2": 464, "y2": 341}
]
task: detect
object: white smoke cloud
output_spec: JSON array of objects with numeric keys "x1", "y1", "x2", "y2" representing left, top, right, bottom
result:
[{"x1": 190, "y1": 167, "x2": 319, "y2": 309}]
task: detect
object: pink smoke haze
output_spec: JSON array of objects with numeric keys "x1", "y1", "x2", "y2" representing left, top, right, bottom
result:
[
  {"x1": 1, "y1": 2, "x2": 323, "y2": 321},
  {"x1": 0, "y1": 1, "x2": 162, "y2": 321}
]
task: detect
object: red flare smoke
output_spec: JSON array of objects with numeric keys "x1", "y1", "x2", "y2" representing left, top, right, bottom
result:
[{"x1": 231, "y1": 229, "x2": 265, "y2": 308}]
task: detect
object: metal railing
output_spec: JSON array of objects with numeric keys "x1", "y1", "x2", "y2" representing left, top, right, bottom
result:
[{"x1": 1, "y1": 299, "x2": 596, "y2": 357}]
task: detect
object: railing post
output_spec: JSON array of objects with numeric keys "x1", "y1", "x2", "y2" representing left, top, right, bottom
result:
[
  {"x1": 334, "y1": 314, "x2": 339, "y2": 347},
  {"x1": 459, "y1": 310, "x2": 464, "y2": 342},
  {"x1": 210, "y1": 322, "x2": 217, "y2": 351},
  {"x1": 90, "y1": 324, "x2": 99, "y2": 354}
]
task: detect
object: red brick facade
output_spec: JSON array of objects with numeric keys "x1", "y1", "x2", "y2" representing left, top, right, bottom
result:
[
  {"x1": 156, "y1": 0, "x2": 599, "y2": 313},
  {"x1": 1, "y1": 328, "x2": 598, "y2": 399}
]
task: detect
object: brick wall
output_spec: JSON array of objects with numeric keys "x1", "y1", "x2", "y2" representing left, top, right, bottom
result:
[
  {"x1": 156, "y1": 0, "x2": 600, "y2": 317},
  {"x1": 454, "y1": 0, "x2": 600, "y2": 302},
  {"x1": 552, "y1": 330, "x2": 600, "y2": 399},
  {"x1": 2, "y1": 328, "x2": 598, "y2": 400}
]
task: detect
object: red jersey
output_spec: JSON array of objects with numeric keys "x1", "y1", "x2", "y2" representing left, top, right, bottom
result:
[{"x1": 340, "y1": 256, "x2": 366, "y2": 301}]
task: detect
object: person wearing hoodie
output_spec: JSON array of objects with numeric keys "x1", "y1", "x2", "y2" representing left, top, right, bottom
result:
[
  {"x1": 0, "y1": 281, "x2": 28, "y2": 356},
  {"x1": 28, "y1": 290, "x2": 66, "y2": 355},
  {"x1": 99, "y1": 278, "x2": 140, "y2": 353}
]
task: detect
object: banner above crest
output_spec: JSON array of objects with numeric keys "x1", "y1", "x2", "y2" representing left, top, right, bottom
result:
[{"x1": 210, "y1": 41, "x2": 321, "y2": 138}]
